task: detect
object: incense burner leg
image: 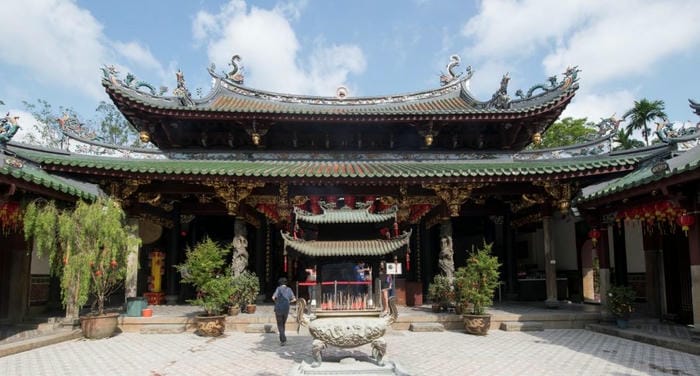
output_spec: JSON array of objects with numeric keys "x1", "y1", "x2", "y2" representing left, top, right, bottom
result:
[
  {"x1": 371, "y1": 338, "x2": 387, "y2": 366},
  {"x1": 311, "y1": 339, "x2": 326, "y2": 367}
]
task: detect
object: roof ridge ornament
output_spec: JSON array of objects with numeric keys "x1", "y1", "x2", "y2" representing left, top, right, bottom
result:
[
  {"x1": 173, "y1": 69, "x2": 195, "y2": 106},
  {"x1": 227, "y1": 54, "x2": 244, "y2": 84},
  {"x1": 515, "y1": 65, "x2": 581, "y2": 100},
  {"x1": 0, "y1": 102, "x2": 20, "y2": 146},
  {"x1": 439, "y1": 55, "x2": 473, "y2": 87},
  {"x1": 487, "y1": 73, "x2": 511, "y2": 109}
]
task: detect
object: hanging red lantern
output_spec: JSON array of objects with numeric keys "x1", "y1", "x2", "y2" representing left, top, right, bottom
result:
[
  {"x1": 676, "y1": 212, "x2": 696, "y2": 236},
  {"x1": 588, "y1": 228, "x2": 601, "y2": 247},
  {"x1": 344, "y1": 195, "x2": 356, "y2": 209}
]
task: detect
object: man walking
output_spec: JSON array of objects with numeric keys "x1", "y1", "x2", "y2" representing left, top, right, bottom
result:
[{"x1": 272, "y1": 277, "x2": 296, "y2": 346}]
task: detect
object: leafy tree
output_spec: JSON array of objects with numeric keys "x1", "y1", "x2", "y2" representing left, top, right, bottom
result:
[
  {"x1": 613, "y1": 129, "x2": 644, "y2": 151},
  {"x1": 94, "y1": 101, "x2": 144, "y2": 148},
  {"x1": 536, "y1": 117, "x2": 596, "y2": 148},
  {"x1": 624, "y1": 99, "x2": 667, "y2": 146}
]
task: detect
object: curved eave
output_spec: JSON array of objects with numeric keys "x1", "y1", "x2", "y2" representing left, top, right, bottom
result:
[
  {"x1": 281, "y1": 230, "x2": 411, "y2": 257},
  {"x1": 103, "y1": 78, "x2": 577, "y2": 122}
]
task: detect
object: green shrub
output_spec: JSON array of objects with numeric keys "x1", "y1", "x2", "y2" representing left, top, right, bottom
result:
[
  {"x1": 607, "y1": 285, "x2": 636, "y2": 318},
  {"x1": 454, "y1": 241, "x2": 501, "y2": 315}
]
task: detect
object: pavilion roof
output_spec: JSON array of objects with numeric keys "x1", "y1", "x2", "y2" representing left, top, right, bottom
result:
[{"x1": 281, "y1": 230, "x2": 411, "y2": 257}]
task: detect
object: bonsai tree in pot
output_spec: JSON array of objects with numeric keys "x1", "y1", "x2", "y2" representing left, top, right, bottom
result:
[
  {"x1": 607, "y1": 284, "x2": 636, "y2": 328},
  {"x1": 233, "y1": 270, "x2": 260, "y2": 314},
  {"x1": 175, "y1": 237, "x2": 234, "y2": 336},
  {"x1": 427, "y1": 274, "x2": 454, "y2": 312},
  {"x1": 454, "y1": 241, "x2": 501, "y2": 335},
  {"x1": 23, "y1": 197, "x2": 139, "y2": 339}
]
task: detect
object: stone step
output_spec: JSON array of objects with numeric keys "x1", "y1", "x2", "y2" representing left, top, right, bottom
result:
[
  {"x1": 139, "y1": 324, "x2": 186, "y2": 334},
  {"x1": 499, "y1": 322, "x2": 544, "y2": 332},
  {"x1": 245, "y1": 323, "x2": 277, "y2": 334},
  {"x1": 409, "y1": 323, "x2": 445, "y2": 332}
]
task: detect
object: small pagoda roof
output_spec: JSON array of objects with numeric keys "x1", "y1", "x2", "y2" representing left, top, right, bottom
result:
[
  {"x1": 690, "y1": 99, "x2": 700, "y2": 116},
  {"x1": 295, "y1": 205, "x2": 397, "y2": 224},
  {"x1": 1, "y1": 149, "x2": 99, "y2": 200},
  {"x1": 281, "y1": 230, "x2": 411, "y2": 257},
  {"x1": 8, "y1": 146, "x2": 650, "y2": 182}
]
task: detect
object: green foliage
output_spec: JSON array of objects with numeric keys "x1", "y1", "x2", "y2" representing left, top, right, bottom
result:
[
  {"x1": 232, "y1": 270, "x2": 260, "y2": 306},
  {"x1": 176, "y1": 238, "x2": 234, "y2": 315},
  {"x1": 23, "y1": 198, "x2": 139, "y2": 315},
  {"x1": 607, "y1": 285, "x2": 636, "y2": 318},
  {"x1": 613, "y1": 129, "x2": 645, "y2": 150},
  {"x1": 454, "y1": 241, "x2": 501, "y2": 315},
  {"x1": 535, "y1": 117, "x2": 596, "y2": 149},
  {"x1": 624, "y1": 98, "x2": 668, "y2": 146},
  {"x1": 94, "y1": 102, "x2": 144, "y2": 148},
  {"x1": 428, "y1": 274, "x2": 454, "y2": 305}
]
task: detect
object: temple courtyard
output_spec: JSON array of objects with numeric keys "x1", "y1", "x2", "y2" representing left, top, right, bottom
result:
[{"x1": 1, "y1": 303, "x2": 699, "y2": 375}]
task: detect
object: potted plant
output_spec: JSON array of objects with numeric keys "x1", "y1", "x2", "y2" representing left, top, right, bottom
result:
[
  {"x1": 607, "y1": 284, "x2": 636, "y2": 328},
  {"x1": 175, "y1": 237, "x2": 234, "y2": 336},
  {"x1": 233, "y1": 270, "x2": 260, "y2": 314},
  {"x1": 454, "y1": 241, "x2": 501, "y2": 335},
  {"x1": 427, "y1": 274, "x2": 454, "y2": 312},
  {"x1": 23, "y1": 197, "x2": 139, "y2": 339}
]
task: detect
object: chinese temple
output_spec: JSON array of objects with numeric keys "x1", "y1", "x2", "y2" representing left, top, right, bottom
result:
[{"x1": 1, "y1": 55, "x2": 699, "y2": 329}]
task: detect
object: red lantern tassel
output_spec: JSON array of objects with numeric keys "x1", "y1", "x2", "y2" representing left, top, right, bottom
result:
[
  {"x1": 284, "y1": 254, "x2": 288, "y2": 272},
  {"x1": 406, "y1": 249, "x2": 410, "y2": 272}
]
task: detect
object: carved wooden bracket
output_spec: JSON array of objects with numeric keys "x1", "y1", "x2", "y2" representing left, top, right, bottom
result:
[
  {"x1": 205, "y1": 181, "x2": 264, "y2": 215},
  {"x1": 107, "y1": 179, "x2": 150, "y2": 206},
  {"x1": 423, "y1": 183, "x2": 485, "y2": 217},
  {"x1": 533, "y1": 181, "x2": 573, "y2": 214}
]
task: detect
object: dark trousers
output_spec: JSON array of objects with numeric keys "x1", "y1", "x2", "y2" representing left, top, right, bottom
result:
[{"x1": 275, "y1": 313, "x2": 288, "y2": 342}]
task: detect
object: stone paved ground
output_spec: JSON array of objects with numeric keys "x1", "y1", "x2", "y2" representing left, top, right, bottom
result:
[{"x1": 1, "y1": 328, "x2": 698, "y2": 376}]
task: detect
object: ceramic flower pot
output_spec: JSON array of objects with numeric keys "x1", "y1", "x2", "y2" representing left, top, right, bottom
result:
[{"x1": 80, "y1": 312, "x2": 120, "y2": 339}]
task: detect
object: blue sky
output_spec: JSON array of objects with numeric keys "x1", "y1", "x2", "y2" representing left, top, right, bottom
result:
[{"x1": 2, "y1": 0, "x2": 700, "y2": 142}]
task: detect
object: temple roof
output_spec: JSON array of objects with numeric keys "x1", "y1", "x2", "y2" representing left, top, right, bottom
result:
[
  {"x1": 281, "y1": 230, "x2": 411, "y2": 256},
  {"x1": 103, "y1": 67, "x2": 577, "y2": 119},
  {"x1": 100, "y1": 59, "x2": 580, "y2": 151},
  {"x1": 8, "y1": 146, "x2": 649, "y2": 182},
  {"x1": 295, "y1": 205, "x2": 397, "y2": 224}
]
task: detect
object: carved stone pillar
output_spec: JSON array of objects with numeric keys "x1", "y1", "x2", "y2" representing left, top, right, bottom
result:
[
  {"x1": 543, "y1": 214, "x2": 559, "y2": 308},
  {"x1": 125, "y1": 218, "x2": 140, "y2": 299}
]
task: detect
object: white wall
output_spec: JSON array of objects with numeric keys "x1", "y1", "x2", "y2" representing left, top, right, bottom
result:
[
  {"x1": 552, "y1": 216, "x2": 578, "y2": 270},
  {"x1": 624, "y1": 220, "x2": 646, "y2": 273}
]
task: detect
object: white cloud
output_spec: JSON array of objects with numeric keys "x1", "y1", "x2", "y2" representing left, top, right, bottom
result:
[
  {"x1": 0, "y1": 0, "x2": 170, "y2": 101},
  {"x1": 0, "y1": 0, "x2": 108, "y2": 98},
  {"x1": 561, "y1": 89, "x2": 636, "y2": 123},
  {"x1": 462, "y1": 0, "x2": 700, "y2": 87},
  {"x1": 543, "y1": 1, "x2": 700, "y2": 86},
  {"x1": 112, "y1": 41, "x2": 163, "y2": 74},
  {"x1": 192, "y1": 1, "x2": 366, "y2": 96}
]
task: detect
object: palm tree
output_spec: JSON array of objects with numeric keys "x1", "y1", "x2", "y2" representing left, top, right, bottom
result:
[
  {"x1": 613, "y1": 129, "x2": 644, "y2": 151},
  {"x1": 624, "y1": 99, "x2": 668, "y2": 146}
]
